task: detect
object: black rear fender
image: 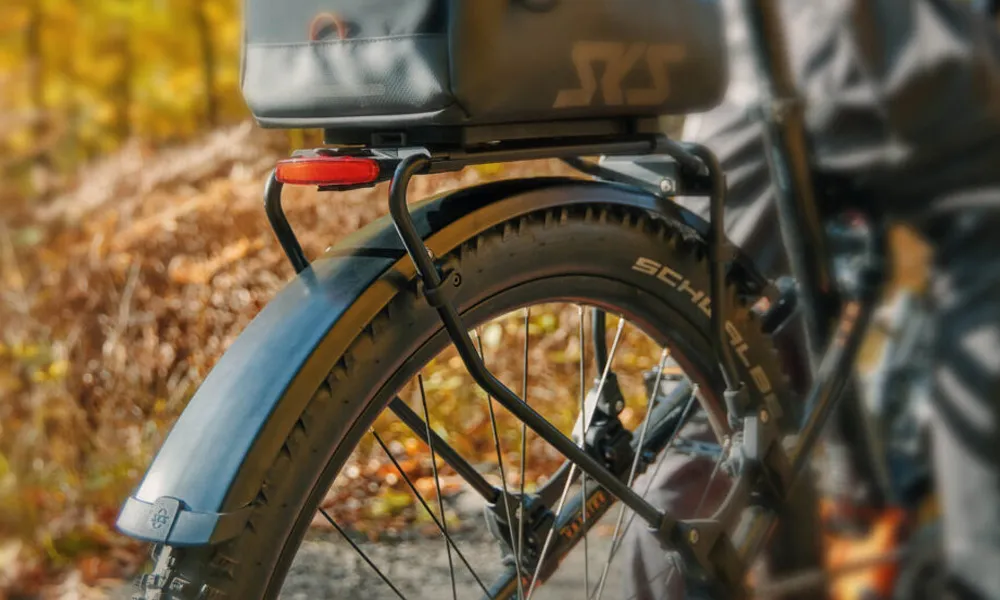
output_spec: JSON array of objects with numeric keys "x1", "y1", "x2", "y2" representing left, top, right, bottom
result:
[{"x1": 116, "y1": 176, "x2": 769, "y2": 546}]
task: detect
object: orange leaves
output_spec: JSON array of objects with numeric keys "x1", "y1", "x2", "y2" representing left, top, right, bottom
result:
[
  {"x1": 414, "y1": 477, "x2": 464, "y2": 500},
  {"x1": 167, "y1": 237, "x2": 266, "y2": 285},
  {"x1": 823, "y1": 505, "x2": 909, "y2": 600}
]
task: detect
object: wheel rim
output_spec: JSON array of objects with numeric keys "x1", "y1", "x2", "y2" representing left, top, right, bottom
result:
[{"x1": 275, "y1": 275, "x2": 737, "y2": 599}]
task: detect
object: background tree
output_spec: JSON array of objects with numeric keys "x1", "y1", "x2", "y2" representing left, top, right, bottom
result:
[{"x1": 0, "y1": 0, "x2": 245, "y2": 199}]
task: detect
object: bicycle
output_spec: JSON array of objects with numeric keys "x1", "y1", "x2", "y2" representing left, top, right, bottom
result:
[{"x1": 116, "y1": 1, "x2": 985, "y2": 598}]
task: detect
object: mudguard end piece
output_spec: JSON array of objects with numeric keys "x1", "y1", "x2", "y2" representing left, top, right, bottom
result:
[{"x1": 117, "y1": 495, "x2": 251, "y2": 546}]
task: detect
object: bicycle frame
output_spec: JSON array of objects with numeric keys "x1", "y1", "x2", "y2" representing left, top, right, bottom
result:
[
  {"x1": 717, "y1": 0, "x2": 889, "y2": 565},
  {"x1": 742, "y1": 0, "x2": 888, "y2": 463}
]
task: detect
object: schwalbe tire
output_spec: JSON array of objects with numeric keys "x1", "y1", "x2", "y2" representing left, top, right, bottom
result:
[{"x1": 132, "y1": 203, "x2": 799, "y2": 600}]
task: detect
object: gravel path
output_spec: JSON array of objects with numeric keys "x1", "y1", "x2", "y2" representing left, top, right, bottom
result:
[
  {"x1": 107, "y1": 492, "x2": 634, "y2": 600},
  {"x1": 279, "y1": 511, "x2": 626, "y2": 600}
]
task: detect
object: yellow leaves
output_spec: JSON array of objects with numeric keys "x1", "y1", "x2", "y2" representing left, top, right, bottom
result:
[
  {"x1": 0, "y1": 0, "x2": 247, "y2": 169},
  {"x1": 472, "y1": 163, "x2": 505, "y2": 178},
  {"x1": 537, "y1": 312, "x2": 559, "y2": 334},
  {"x1": 47, "y1": 360, "x2": 69, "y2": 380},
  {"x1": 0, "y1": 369, "x2": 23, "y2": 398},
  {"x1": 367, "y1": 489, "x2": 413, "y2": 519},
  {"x1": 0, "y1": 5, "x2": 29, "y2": 33},
  {"x1": 9, "y1": 342, "x2": 41, "y2": 360},
  {"x1": 414, "y1": 476, "x2": 462, "y2": 500},
  {"x1": 41, "y1": 532, "x2": 65, "y2": 563},
  {"x1": 5, "y1": 340, "x2": 69, "y2": 385},
  {"x1": 214, "y1": 19, "x2": 242, "y2": 53},
  {"x1": 167, "y1": 237, "x2": 265, "y2": 285},
  {"x1": 203, "y1": 0, "x2": 236, "y2": 24},
  {"x1": 3, "y1": 127, "x2": 34, "y2": 155},
  {"x1": 481, "y1": 323, "x2": 503, "y2": 350},
  {"x1": 621, "y1": 351, "x2": 656, "y2": 370}
]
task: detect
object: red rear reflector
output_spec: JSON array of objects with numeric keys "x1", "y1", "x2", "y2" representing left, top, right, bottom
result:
[{"x1": 275, "y1": 156, "x2": 380, "y2": 186}]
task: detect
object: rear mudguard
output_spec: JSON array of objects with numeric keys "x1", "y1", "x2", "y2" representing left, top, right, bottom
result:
[{"x1": 116, "y1": 176, "x2": 769, "y2": 547}]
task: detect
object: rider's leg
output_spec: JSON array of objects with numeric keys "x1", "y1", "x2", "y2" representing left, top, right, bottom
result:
[
  {"x1": 922, "y1": 209, "x2": 1000, "y2": 600},
  {"x1": 621, "y1": 415, "x2": 731, "y2": 600},
  {"x1": 620, "y1": 397, "x2": 824, "y2": 600}
]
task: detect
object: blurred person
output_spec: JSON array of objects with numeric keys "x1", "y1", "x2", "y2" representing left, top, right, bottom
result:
[{"x1": 624, "y1": 0, "x2": 1000, "y2": 598}]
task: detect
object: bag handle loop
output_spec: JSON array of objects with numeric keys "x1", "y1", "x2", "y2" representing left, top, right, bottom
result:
[{"x1": 309, "y1": 12, "x2": 348, "y2": 41}]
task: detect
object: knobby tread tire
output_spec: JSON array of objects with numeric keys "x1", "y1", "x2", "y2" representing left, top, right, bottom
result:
[{"x1": 132, "y1": 204, "x2": 792, "y2": 599}]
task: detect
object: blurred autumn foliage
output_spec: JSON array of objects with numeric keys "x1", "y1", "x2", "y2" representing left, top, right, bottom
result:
[
  {"x1": 1, "y1": 0, "x2": 248, "y2": 204},
  {"x1": 0, "y1": 1, "x2": 933, "y2": 596},
  {"x1": 0, "y1": 2, "x2": 663, "y2": 594},
  {"x1": 0, "y1": 123, "x2": 282, "y2": 594},
  {"x1": 0, "y1": 2, "x2": 271, "y2": 591},
  {"x1": 0, "y1": 108, "x2": 659, "y2": 593}
]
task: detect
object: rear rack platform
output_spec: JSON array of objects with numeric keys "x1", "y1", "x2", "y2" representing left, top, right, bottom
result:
[{"x1": 323, "y1": 116, "x2": 665, "y2": 151}]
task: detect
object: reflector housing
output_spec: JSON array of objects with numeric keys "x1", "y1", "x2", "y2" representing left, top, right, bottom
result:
[{"x1": 275, "y1": 156, "x2": 380, "y2": 186}]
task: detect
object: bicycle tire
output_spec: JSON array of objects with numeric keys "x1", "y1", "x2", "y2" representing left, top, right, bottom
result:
[{"x1": 133, "y1": 201, "x2": 795, "y2": 600}]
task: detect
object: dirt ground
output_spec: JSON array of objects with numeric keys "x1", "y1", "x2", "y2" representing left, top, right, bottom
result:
[{"x1": 106, "y1": 489, "x2": 630, "y2": 600}]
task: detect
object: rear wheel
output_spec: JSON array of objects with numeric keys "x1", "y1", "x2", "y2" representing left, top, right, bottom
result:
[{"x1": 134, "y1": 203, "x2": 797, "y2": 599}]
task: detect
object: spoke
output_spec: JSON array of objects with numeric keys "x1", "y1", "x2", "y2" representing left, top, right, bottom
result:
[
  {"x1": 389, "y1": 396, "x2": 500, "y2": 503},
  {"x1": 692, "y1": 434, "x2": 731, "y2": 518},
  {"x1": 527, "y1": 313, "x2": 627, "y2": 600},
  {"x1": 527, "y1": 462, "x2": 579, "y2": 600},
  {"x1": 371, "y1": 430, "x2": 492, "y2": 597},
  {"x1": 581, "y1": 316, "x2": 627, "y2": 435},
  {"x1": 517, "y1": 307, "x2": 531, "y2": 597},
  {"x1": 592, "y1": 348, "x2": 670, "y2": 600},
  {"x1": 578, "y1": 306, "x2": 591, "y2": 597},
  {"x1": 319, "y1": 508, "x2": 407, "y2": 600},
  {"x1": 475, "y1": 328, "x2": 526, "y2": 599},
  {"x1": 416, "y1": 373, "x2": 459, "y2": 600},
  {"x1": 600, "y1": 385, "x2": 701, "y2": 574}
]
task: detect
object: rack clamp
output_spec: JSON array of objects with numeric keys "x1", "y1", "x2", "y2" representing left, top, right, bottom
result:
[
  {"x1": 652, "y1": 517, "x2": 747, "y2": 599},
  {"x1": 419, "y1": 267, "x2": 463, "y2": 309}
]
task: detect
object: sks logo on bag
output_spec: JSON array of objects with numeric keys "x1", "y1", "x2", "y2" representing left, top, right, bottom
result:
[{"x1": 554, "y1": 42, "x2": 687, "y2": 108}]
